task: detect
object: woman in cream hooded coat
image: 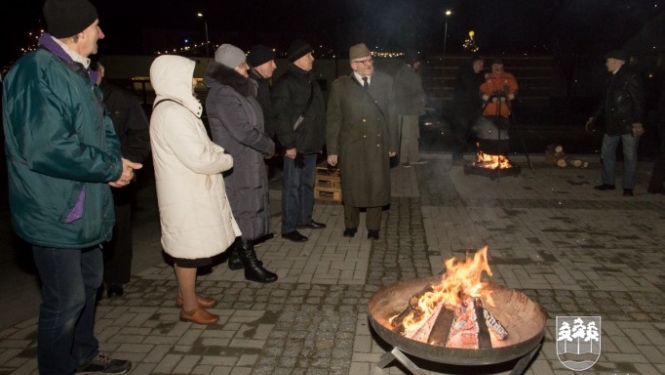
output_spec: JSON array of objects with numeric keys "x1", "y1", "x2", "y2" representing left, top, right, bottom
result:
[{"x1": 149, "y1": 55, "x2": 241, "y2": 324}]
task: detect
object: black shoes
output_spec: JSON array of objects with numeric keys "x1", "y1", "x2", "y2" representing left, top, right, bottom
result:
[
  {"x1": 282, "y1": 230, "x2": 308, "y2": 242},
  {"x1": 227, "y1": 247, "x2": 244, "y2": 270},
  {"x1": 107, "y1": 285, "x2": 124, "y2": 298},
  {"x1": 367, "y1": 230, "x2": 380, "y2": 240},
  {"x1": 296, "y1": 220, "x2": 327, "y2": 229},
  {"x1": 236, "y1": 239, "x2": 278, "y2": 283},
  {"x1": 594, "y1": 183, "x2": 616, "y2": 191},
  {"x1": 623, "y1": 189, "x2": 634, "y2": 197},
  {"x1": 343, "y1": 228, "x2": 357, "y2": 238},
  {"x1": 77, "y1": 354, "x2": 132, "y2": 374}
]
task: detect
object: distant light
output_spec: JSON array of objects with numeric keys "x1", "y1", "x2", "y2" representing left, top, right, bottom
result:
[
  {"x1": 184, "y1": 39, "x2": 189, "y2": 44},
  {"x1": 197, "y1": 12, "x2": 203, "y2": 18},
  {"x1": 445, "y1": 9, "x2": 452, "y2": 16}
]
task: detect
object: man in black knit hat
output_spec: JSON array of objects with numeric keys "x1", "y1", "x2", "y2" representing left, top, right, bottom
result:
[
  {"x1": 2, "y1": 0, "x2": 138, "y2": 373},
  {"x1": 272, "y1": 40, "x2": 327, "y2": 242}
]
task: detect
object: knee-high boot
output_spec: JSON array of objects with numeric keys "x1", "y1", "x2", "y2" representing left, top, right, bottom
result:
[{"x1": 237, "y1": 239, "x2": 278, "y2": 283}]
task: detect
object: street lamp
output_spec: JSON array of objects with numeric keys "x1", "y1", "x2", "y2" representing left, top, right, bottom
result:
[
  {"x1": 197, "y1": 12, "x2": 210, "y2": 57},
  {"x1": 442, "y1": 9, "x2": 452, "y2": 60}
]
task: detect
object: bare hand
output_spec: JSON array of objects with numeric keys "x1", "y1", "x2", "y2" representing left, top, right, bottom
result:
[
  {"x1": 285, "y1": 148, "x2": 297, "y2": 160},
  {"x1": 585, "y1": 117, "x2": 595, "y2": 133},
  {"x1": 327, "y1": 155, "x2": 338, "y2": 167},
  {"x1": 109, "y1": 158, "x2": 143, "y2": 188},
  {"x1": 389, "y1": 151, "x2": 397, "y2": 157}
]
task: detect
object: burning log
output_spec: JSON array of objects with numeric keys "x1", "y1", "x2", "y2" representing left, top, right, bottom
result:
[
  {"x1": 484, "y1": 307, "x2": 508, "y2": 340},
  {"x1": 426, "y1": 305, "x2": 456, "y2": 346},
  {"x1": 474, "y1": 298, "x2": 492, "y2": 350},
  {"x1": 445, "y1": 298, "x2": 479, "y2": 349},
  {"x1": 389, "y1": 284, "x2": 436, "y2": 334}
]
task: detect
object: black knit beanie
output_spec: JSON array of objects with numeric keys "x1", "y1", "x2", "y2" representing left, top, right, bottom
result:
[
  {"x1": 287, "y1": 40, "x2": 312, "y2": 63},
  {"x1": 43, "y1": 0, "x2": 99, "y2": 38},
  {"x1": 247, "y1": 44, "x2": 275, "y2": 67}
]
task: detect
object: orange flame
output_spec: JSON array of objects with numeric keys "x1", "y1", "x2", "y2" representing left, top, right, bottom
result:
[
  {"x1": 474, "y1": 151, "x2": 513, "y2": 169},
  {"x1": 397, "y1": 247, "x2": 493, "y2": 332}
]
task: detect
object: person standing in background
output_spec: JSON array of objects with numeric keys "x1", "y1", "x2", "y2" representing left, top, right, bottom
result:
[
  {"x1": 587, "y1": 50, "x2": 644, "y2": 197},
  {"x1": 149, "y1": 54, "x2": 241, "y2": 324},
  {"x1": 205, "y1": 44, "x2": 278, "y2": 283},
  {"x1": 326, "y1": 43, "x2": 398, "y2": 241},
  {"x1": 272, "y1": 40, "x2": 327, "y2": 243},
  {"x1": 2, "y1": 0, "x2": 139, "y2": 372},
  {"x1": 93, "y1": 61, "x2": 151, "y2": 298},
  {"x1": 451, "y1": 55, "x2": 485, "y2": 165},
  {"x1": 393, "y1": 49, "x2": 427, "y2": 167}
]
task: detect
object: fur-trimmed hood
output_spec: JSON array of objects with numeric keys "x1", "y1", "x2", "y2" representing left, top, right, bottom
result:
[{"x1": 204, "y1": 62, "x2": 257, "y2": 98}]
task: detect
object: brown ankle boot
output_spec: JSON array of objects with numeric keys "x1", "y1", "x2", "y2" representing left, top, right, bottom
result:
[{"x1": 179, "y1": 307, "x2": 219, "y2": 325}]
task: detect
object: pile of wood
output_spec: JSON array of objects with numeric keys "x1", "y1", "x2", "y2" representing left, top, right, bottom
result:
[
  {"x1": 544, "y1": 144, "x2": 588, "y2": 168},
  {"x1": 389, "y1": 284, "x2": 508, "y2": 349}
]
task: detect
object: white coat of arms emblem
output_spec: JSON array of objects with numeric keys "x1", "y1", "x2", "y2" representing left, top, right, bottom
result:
[{"x1": 556, "y1": 316, "x2": 601, "y2": 371}]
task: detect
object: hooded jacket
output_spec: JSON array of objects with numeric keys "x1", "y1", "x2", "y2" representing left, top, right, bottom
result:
[
  {"x1": 204, "y1": 63, "x2": 275, "y2": 241},
  {"x1": 2, "y1": 34, "x2": 122, "y2": 248},
  {"x1": 149, "y1": 55, "x2": 240, "y2": 259}
]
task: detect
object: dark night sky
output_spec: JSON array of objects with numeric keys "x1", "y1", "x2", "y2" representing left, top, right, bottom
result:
[{"x1": 2, "y1": 0, "x2": 665, "y2": 66}]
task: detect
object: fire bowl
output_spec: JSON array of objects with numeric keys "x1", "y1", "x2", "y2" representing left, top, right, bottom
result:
[{"x1": 368, "y1": 277, "x2": 546, "y2": 366}]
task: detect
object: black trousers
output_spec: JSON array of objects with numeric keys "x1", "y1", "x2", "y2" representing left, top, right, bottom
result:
[
  {"x1": 104, "y1": 190, "x2": 133, "y2": 286},
  {"x1": 344, "y1": 204, "x2": 383, "y2": 231}
]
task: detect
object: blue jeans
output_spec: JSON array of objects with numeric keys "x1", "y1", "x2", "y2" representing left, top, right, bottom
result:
[
  {"x1": 32, "y1": 245, "x2": 103, "y2": 375},
  {"x1": 601, "y1": 133, "x2": 640, "y2": 189},
  {"x1": 281, "y1": 153, "x2": 317, "y2": 234}
]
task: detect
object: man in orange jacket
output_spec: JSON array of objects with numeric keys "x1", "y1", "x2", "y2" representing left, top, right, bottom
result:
[{"x1": 480, "y1": 59, "x2": 518, "y2": 118}]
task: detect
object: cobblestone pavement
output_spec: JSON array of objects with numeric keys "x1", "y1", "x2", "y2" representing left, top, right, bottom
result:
[{"x1": 1, "y1": 154, "x2": 665, "y2": 375}]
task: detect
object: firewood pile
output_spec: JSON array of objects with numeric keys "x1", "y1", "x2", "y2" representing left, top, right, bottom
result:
[
  {"x1": 390, "y1": 284, "x2": 508, "y2": 349},
  {"x1": 544, "y1": 143, "x2": 588, "y2": 169}
]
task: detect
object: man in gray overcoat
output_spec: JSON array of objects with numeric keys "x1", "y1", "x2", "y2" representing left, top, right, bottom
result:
[{"x1": 326, "y1": 43, "x2": 398, "y2": 240}]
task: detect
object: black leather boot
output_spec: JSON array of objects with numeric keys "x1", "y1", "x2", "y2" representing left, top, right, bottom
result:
[
  {"x1": 227, "y1": 246, "x2": 243, "y2": 270},
  {"x1": 237, "y1": 239, "x2": 278, "y2": 283}
]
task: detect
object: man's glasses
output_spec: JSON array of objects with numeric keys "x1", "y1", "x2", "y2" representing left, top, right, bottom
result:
[{"x1": 353, "y1": 58, "x2": 373, "y2": 65}]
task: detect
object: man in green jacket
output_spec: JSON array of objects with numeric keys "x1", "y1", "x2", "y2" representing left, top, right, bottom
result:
[
  {"x1": 2, "y1": 0, "x2": 140, "y2": 373},
  {"x1": 326, "y1": 43, "x2": 398, "y2": 240}
]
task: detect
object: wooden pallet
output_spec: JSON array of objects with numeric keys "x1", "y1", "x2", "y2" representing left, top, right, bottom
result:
[{"x1": 314, "y1": 167, "x2": 342, "y2": 202}]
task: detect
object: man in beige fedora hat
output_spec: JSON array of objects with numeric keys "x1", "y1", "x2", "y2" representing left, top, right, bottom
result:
[{"x1": 326, "y1": 43, "x2": 398, "y2": 241}]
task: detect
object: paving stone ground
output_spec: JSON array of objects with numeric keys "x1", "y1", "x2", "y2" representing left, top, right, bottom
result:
[{"x1": 1, "y1": 154, "x2": 664, "y2": 375}]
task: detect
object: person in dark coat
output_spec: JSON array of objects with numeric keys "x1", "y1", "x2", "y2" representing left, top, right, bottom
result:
[
  {"x1": 272, "y1": 40, "x2": 327, "y2": 243},
  {"x1": 326, "y1": 43, "x2": 398, "y2": 240},
  {"x1": 648, "y1": 81, "x2": 665, "y2": 194},
  {"x1": 247, "y1": 44, "x2": 282, "y2": 183},
  {"x1": 204, "y1": 44, "x2": 277, "y2": 283},
  {"x1": 393, "y1": 49, "x2": 427, "y2": 167},
  {"x1": 248, "y1": 44, "x2": 277, "y2": 139},
  {"x1": 93, "y1": 61, "x2": 151, "y2": 298},
  {"x1": 451, "y1": 55, "x2": 485, "y2": 163},
  {"x1": 587, "y1": 50, "x2": 645, "y2": 197}
]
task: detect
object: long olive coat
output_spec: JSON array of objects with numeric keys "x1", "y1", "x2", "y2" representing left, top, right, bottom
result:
[{"x1": 326, "y1": 71, "x2": 398, "y2": 207}]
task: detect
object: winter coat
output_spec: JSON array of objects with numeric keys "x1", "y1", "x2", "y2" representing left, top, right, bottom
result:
[
  {"x1": 480, "y1": 71, "x2": 518, "y2": 118},
  {"x1": 326, "y1": 71, "x2": 398, "y2": 207},
  {"x1": 204, "y1": 63, "x2": 275, "y2": 241},
  {"x1": 453, "y1": 65, "x2": 485, "y2": 120},
  {"x1": 393, "y1": 64, "x2": 427, "y2": 116},
  {"x1": 249, "y1": 68, "x2": 276, "y2": 138},
  {"x1": 272, "y1": 64, "x2": 326, "y2": 154},
  {"x1": 2, "y1": 34, "x2": 123, "y2": 248},
  {"x1": 100, "y1": 81, "x2": 152, "y2": 205},
  {"x1": 149, "y1": 55, "x2": 240, "y2": 259},
  {"x1": 593, "y1": 66, "x2": 645, "y2": 136}
]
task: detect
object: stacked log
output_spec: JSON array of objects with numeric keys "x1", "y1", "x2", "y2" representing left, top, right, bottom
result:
[{"x1": 544, "y1": 144, "x2": 588, "y2": 168}]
